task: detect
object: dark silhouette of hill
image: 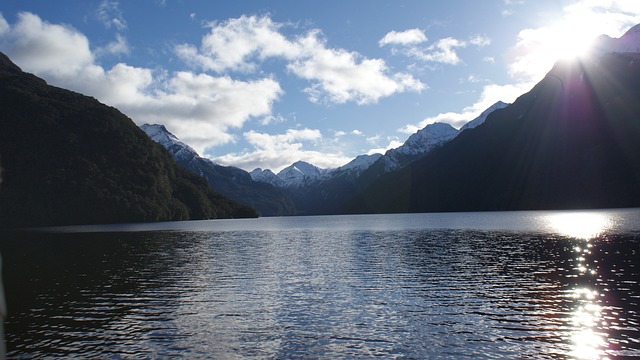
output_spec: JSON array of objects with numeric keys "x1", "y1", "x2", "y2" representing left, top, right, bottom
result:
[
  {"x1": 346, "y1": 53, "x2": 640, "y2": 213},
  {"x1": 0, "y1": 52, "x2": 257, "y2": 228}
]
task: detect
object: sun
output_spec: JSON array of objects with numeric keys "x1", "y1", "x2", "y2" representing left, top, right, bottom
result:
[{"x1": 546, "y1": 18, "x2": 601, "y2": 60}]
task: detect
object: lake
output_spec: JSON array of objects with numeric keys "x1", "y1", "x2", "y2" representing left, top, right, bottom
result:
[{"x1": 1, "y1": 209, "x2": 640, "y2": 359}]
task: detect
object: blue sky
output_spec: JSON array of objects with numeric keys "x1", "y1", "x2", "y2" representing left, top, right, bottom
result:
[{"x1": 1, "y1": 1, "x2": 639, "y2": 172}]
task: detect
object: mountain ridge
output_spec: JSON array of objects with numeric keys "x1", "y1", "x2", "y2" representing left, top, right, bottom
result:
[
  {"x1": 0, "y1": 52, "x2": 257, "y2": 228},
  {"x1": 141, "y1": 124, "x2": 296, "y2": 216},
  {"x1": 344, "y1": 52, "x2": 640, "y2": 213}
]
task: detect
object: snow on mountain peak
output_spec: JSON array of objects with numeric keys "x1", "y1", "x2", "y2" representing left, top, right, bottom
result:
[
  {"x1": 140, "y1": 123, "x2": 200, "y2": 161},
  {"x1": 337, "y1": 153, "x2": 383, "y2": 173},
  {"x1": 460, "y1": 101, "x2": 509, "y2": 131},
  {"x1": 393, "y1": 122, "x2": 459, "y2": 156},
  {"x1": 275, "y1": 161, "x2": 328, "y2": 187}
]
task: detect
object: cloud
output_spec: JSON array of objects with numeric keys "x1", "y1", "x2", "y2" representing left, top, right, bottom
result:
[
  {"x1": 97, "y1": 0, "x2": 127, "y2": 31},
  {"x1": 0, "y1": 12, "x2": 94, "y2": 78},
  {"x1": 175, "y1": 15, "x2": 300, "y2": 73},
  {"x1": 288, "y1": 36, "x2": 425, "y2": 104},
  {"x1": 0, "y1": 14, "x2": 8, "y2": 36},
  {"x1": 382, "y1": 32, "x2": 490, "y2": 66},
  {"x1": 0, "y1": 12, "x2": 283, "y2": 155},
  {"x1": 95, "y1": 33, "x2": 130, "y2": 56},
  {"x1": 213, "y1": 128, "x2": 351, "y2": 171},
  {"x1": 176, "y1": 14, "x2": 425, "y2": 105},
  {"x1": 400, "y1": 82, "x2": 529, "y2": 133},
  {"x1": 366, "y1": 138, "x2": 403, "y2": 155},
  {"x1": 379, "y1": 29, "x2": 428, "y2": 46},
  {"x1": 408, "y1": 37, "x2": 466, "y2": 65}
]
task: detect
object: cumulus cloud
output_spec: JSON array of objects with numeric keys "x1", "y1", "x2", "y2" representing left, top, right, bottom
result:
[
  {"x1": 379, "y1": 29, "x2": 428, "y2": 46},
  {"x1": 288, "y1": 40, "x2": 425, "y2": 104},
  {"x1": 0, "y1": 12, "x2": 283, "y2": 155},
  {"x1": 175, "y1": 15, "x2": 299, "y2": 73},
  {"x1": 213, "y1": 128, "x2": 351, "y2": 172},
  {"x1": 176, "y1": 14, "x2": 425, "y2": 105},
  {"x1": 0, "y1": 12, "x2": 94, "y2": 78}
]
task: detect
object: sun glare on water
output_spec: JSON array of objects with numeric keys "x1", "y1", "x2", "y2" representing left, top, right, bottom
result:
[{"x1": 546, "y1": 212, "x2": 612, "y2": 239}]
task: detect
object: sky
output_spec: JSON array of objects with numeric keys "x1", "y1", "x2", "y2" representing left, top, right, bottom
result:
[{"x1": 1, "y1": 1, "x2": 639, "y2": 172}]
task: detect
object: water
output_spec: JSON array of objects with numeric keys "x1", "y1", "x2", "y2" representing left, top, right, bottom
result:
[{"x1": 1, "y1": 209, "x2": 640, "y2": 359}]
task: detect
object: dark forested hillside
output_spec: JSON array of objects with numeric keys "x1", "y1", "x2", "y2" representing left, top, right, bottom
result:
[
  {"x1": 346, "y1": 53, "x2": 640, "y2": 213},
  {"x1": 0, "y1": 52, "x2": 257, "y2": 228}
]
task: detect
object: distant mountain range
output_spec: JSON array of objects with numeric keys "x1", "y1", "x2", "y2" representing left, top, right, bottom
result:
[
  {"x1": 0, "y1": 52, "x2": 257, "y2": 228},
  {"x1": 2, "y1": 23, "x2": 640, "y2": 227},
  {"x1": 141, "y1": 124, "x2": 295, "y2": 216}
]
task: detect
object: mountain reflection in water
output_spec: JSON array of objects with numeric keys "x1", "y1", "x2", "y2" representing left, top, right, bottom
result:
[{"x1": 1, "y1": 210, "x2": 639, "y2": 359}]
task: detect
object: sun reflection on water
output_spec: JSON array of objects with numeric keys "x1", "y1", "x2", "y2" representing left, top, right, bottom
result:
[
  {"x1": 546, "y1": 212, "x2": 613, "y2": 239},
  {"x1": 547, "y1": 212, "x2": 615, "y2": 359}
]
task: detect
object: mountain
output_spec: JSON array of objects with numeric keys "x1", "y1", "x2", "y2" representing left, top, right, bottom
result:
[
  {"x1": 594, "y1": 24, "x2": 640, "y2": 54},
  {"x1": 345, "y1": 52, "x2": 640, "y2": 213},
  {"x1": 335, "y1": 153, "x2": 383, "y2": 174},
  {"x1": 379, "y1": 122, "x2": 459, "y2": 172},
  {"x1": 247, "y1": 102, "x2": 508, "y2": 215},
  {"x1": 460, "y1": 101, "x2": 509, "y2": 131},
  {"x1": 0, "y1": 52, "x2": 257, "y2": 228},
  {"x1": 141, "y1": 124, "x2": 295, "y2": 216},
  {"x1": 275, "y1": 161, "x2": 328, "y2": 187}
]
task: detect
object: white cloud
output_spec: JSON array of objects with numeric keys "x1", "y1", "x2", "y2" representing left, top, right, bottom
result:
[
  {"x1": 409, "y1": 37, "x2": 466, "y2": 65},
  {"x1": 176, "y1": 15, "x2": 300, "y2": 73},
  {"x1": 379, "y1": 29, "x2": 428, "y2": 46},
  {"x1": 288, "y1": 41, "x2": 425, "y2": 104},
  {"x1": 383, "y1": 33, "x2": 490, "y2": 66},
  {"x1": 0, "y1": 12, "x2": 283, "y2": 156},
  {"x1": 0, "y1": 12, "x2": 94, "y2": 78},
  {"x1": 366, "y1": 138, "x2": 403, "y2": 155},
  {"x1": 213, "y1": 128, "x2": 351, "y2": 172},
  {"x1": 177, "y1": 15, "x2": 425, "y2": 105},
  {"x1": 0, "y1": 14, "x2": 9, "y2": 36},
  {"x1": 469, "y1": 34, "x2": 491, "y2": 47},
  {"x1": 400, "y1": 82, "x2": 530, "y2": 133},
  {"x1": 95, "y1": 33, "x2": 130, "y2": 57},
  {"x1": 97, "y1": 0, "x2": 127, "y2": 31}
]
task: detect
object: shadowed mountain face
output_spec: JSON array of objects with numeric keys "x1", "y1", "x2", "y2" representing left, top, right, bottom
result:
[
  {"x1": 0, "y1": 53, "x2": 257, "y2": 228},
  {"x1": 141, "y1": 124, "x2": 296, "y2": 217},
  {"x1": 346, "y1": 54, "x2": 640, "y2": 213}
]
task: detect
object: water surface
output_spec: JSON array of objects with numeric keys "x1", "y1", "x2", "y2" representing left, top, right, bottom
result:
[{"x1": 2, "y1": 209, "x2": 640, "y2": 358}]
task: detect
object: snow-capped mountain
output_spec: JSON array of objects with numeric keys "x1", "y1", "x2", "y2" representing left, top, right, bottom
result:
[
  {"x1": 396, "y1": 122, "x2": 459, "y2": 155},
  {"x1": 379, "y1": 122, "x2": 459, "y2": 171},
  {"x1": 249, "y1": 168, "x2": 286, "y2": 188},
  {"x1": 141, "y1": 123, "x2": 296, "y2": 216},
  {"x1": 460, "y1": 101, "x2": 509, "y2": 131},
  {"x1": 141, "y1": 123, "x2": 199, "y2": 163},
  {"x1": 277, "y1": 161, "x2": 328, "y2": 187},
  {"x1": 336, "y1": 153, "x2": 383, "y2": 173},
  {"x1": 594, "y1": 24, "x2": 640, "y2": 54},
  {"x1": 250, "y1": 101, "x2": 510, "y2": 187}
]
